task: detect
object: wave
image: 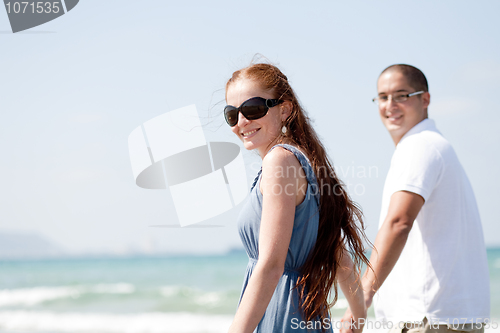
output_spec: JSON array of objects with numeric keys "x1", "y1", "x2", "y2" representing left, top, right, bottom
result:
[
  {"x1": 159, "y1": 285, "x2": 349, "y2": 311},
  {"x1": 160, "y1": 285, "x2": 232, "y2": 308},
  {"x1": 0, "y1": 310, "x2": 232, "y2": 333},
  {"x1": 0, "y1": 283, "x2": 348, "y2": 312},
  {"x1": 0, "y1": 283, "x2": 135, "y2": 307}
]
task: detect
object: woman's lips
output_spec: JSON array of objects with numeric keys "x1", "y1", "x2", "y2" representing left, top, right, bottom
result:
[{"x1": 241, "y1": 128, "x2": 260, "y2": 138}]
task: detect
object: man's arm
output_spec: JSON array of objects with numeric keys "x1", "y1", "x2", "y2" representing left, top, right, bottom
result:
[
  {"x1": 362, "y1": 190, "x2": 424, "y2": 307},
  {"x1": 341, "y1": 190, "x2": 424, "y2": 329}
]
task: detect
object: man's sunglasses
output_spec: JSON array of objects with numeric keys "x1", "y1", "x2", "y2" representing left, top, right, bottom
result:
[{"x1": 224, "y1": 97, "x2": 283, "y2": 127}]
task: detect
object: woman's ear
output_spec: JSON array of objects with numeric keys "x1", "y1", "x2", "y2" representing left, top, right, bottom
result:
[{"x1": 280, "y1": 101, "x2": 293, "y2": 122}]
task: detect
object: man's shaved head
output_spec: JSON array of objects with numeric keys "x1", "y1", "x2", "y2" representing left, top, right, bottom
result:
[{"x1": 379, "y1": 64, "x2": 428, "y2": 93}]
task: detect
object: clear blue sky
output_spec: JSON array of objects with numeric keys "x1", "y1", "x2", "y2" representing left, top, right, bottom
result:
[{"x1": 1, "y1": 0, "x2": 499, "y2": 254}]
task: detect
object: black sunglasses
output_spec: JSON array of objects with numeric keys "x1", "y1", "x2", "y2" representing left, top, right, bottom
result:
[{"x1": 224, "y1": 97, "x2": 283, "y2": 127}]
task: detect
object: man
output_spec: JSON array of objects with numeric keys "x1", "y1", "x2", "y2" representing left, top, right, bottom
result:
[{"x1": 343, "y1": 64, "x2": 490, "y2": 333}]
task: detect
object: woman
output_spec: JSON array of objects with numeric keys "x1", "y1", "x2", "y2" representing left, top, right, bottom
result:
[{"x1": 224, "y1": 63, "x2": 369, "y2": 333}]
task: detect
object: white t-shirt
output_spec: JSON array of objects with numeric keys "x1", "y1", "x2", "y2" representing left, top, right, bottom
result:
[{"x1": 374, "y1": 119, "x2": 490, "y2": 325}]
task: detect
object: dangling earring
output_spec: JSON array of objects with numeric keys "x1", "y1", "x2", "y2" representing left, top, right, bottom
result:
[{"x1": 281, "y1": 125, "x2": 287, "y2": 134}]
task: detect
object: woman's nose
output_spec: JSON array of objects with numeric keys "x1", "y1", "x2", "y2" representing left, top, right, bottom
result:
[{"x1": 237, "y1": 111, "x2": 250, "y2": 126}]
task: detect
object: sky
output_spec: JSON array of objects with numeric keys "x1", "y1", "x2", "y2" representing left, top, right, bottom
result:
[{"x1": 1, "y1": 0, "x2": 499, "y2": 255}]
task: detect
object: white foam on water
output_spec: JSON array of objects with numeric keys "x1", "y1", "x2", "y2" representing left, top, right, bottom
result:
[
  {"x1": 194, "y1": 291, "x2": 222, "y2": 308},
  {"x1": 159, "y1": 285, "x2": 180, "y2": 297},
  {"x1": 160, "y1": 285, "x2": 196, "y2": 298},
  {"x1": 159, "y1": 287, "x2": 345, "y2": 310},
  {"x1": 0, "y1": 283, "x2": 136, "y2": 307},
  {"x1": 159, "y1": 285, "x2": 226, "y2": 308},
  {"x1": 90, "y1": 283, "x2": 136, "y2": 294},
  {"x1": 0, "y1": 311, "x2": 232, "y2": 333},
  {"x1": 0, "y1": 287, "x2": 81, "y2": 307}
]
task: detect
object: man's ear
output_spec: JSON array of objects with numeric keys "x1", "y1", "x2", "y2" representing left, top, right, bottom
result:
[
  {"x1": 422, "y1": 92, "x2": 430, "y2": 109},
  {"x1": 280, "y1": 100, "x2": 293, "y2": 122}
]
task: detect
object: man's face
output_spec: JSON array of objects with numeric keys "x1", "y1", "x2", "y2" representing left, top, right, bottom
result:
[{"x1": 377, "y1": 70, "x2": 430, "y2": 144}]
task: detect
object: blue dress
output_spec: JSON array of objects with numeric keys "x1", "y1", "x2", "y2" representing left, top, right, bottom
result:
[{"x1": 237, "y1": 144, "x2": 333, "y2": 332}]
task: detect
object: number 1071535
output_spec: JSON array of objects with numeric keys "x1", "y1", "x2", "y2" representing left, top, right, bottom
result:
[{"x1": 5, "y1": 2, "x2": 61, "y2": 14}]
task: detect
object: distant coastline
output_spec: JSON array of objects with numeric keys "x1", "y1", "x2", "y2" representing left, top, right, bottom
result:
[
  {"x1": 0, "y1": 230, "x2": 498, "y2": 261},
  {"x1": 0, "y1": 230, "x2": 247, "y2": 260}
]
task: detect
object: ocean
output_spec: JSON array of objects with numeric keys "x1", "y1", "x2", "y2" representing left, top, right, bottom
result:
[{"x1": 0, "y1": 249, "x2": 499, "y2": 333}]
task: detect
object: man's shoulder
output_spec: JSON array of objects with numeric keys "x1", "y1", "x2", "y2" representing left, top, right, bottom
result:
[
  {"x1": 399, "y1": 128, "x2": 452, "y2": 155},
  {"x1": 394, "y1": 128, "x2": 462, "y2": 177},
  {"x1": 391, "y1": 130, "x2": 445, "y2": 170}
]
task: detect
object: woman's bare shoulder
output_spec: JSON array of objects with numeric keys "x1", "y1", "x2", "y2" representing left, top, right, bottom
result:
[{"x1": 262, "y1": 146, "x2": 301, "y2": 173}]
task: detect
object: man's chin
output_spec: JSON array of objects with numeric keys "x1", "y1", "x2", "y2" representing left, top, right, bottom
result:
[
  {"x1": 385, "y1": 123, "x2": 402, "y2": 133},
  {"x1": 386, "y1": 125, "x2": 408, "y2": 140}
]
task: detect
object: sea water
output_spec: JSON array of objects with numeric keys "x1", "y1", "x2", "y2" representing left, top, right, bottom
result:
[{"x1": 0, "y1": 249, "x2": 498, "y2": 333}]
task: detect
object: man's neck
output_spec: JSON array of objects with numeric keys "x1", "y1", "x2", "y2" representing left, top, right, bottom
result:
[
  {"x1": 391, "y1": 116, "x2": 429, "y2": 146},
  {"x1": 391, "y1": 134, "x2": 403, "y2": 146}
]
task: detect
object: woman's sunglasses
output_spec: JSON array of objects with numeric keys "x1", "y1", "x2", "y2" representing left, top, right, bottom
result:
[{"x1": 224, "y1": 97, "x2": 283, "y2": 127}]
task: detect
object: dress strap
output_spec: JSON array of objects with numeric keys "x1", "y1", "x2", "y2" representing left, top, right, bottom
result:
[
  {"x1": 250, "y1": 169, "x2": 262, "y2": 193},
  {"x1": 250, "y1": 144, "x2": 320, "y2": 206}
]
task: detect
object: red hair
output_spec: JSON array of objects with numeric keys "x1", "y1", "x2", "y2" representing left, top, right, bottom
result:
[{"x1": 226, "y1": 63, "x2": 371, "y2": 324}]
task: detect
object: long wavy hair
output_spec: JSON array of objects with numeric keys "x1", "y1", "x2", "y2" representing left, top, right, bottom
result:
[{"x1": 226, "y1": 63, "x2": 371, "y2": 324}]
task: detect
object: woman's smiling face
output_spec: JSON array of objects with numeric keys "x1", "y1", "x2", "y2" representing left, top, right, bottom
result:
[{"x1": 226, "y1": 78, "x2": 286, "y2": 157}]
